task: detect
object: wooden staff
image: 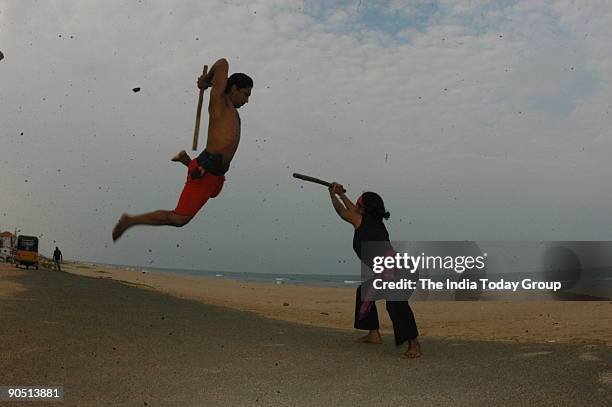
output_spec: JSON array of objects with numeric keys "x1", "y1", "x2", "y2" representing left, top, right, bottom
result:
[
  {"x1": 292, "y1": 173, "x2": 333, "y2": 187},
  {"x1": 192, "y1": 64, "x2": 208, "y2": 151}
]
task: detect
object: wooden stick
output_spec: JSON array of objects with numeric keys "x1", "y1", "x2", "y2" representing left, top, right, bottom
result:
[
  {"x1": 292, "y1": 173, "x2": 333, "y2": 187},
  {"x1": 192, "y1": 64, "x2": 208, "y2": 151}
]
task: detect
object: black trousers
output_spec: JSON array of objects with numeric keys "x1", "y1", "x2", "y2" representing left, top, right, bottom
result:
[{"x1": 354, "y1": 284, "x2": 419, "y2": 346}]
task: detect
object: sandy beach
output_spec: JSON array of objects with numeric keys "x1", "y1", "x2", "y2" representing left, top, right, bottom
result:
[
  {"x1": 44, "y1": 260, "x2": 612, "y2": 345},
  {"x1": 1, "y1": 262, "x2": 611, "y2": 406}
]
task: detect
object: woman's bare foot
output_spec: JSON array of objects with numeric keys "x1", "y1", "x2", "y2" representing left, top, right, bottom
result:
[
  {"x1": 171, "y1": 150, "x2": 191, "y2": 166},
  {"x1": 358, "y1": 331, "x2": 382, "y2": 344},
  {"x1": 403, "y1": 339, "x2": 422, "y2": 358},
  {"x1": 112, "y1": 214, "x2": 131, "y2": 242}
]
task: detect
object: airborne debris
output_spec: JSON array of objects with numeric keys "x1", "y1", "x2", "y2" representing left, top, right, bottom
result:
[{"x1": 132, "y1": 87, "x2": 141, "y2": 93}]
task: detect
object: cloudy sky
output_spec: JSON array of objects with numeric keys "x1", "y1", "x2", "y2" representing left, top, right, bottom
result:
[{"x1": 1, "y1": 0, "x2": 612, "y2": 274}]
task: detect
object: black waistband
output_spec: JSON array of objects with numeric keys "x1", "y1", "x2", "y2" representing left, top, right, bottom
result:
[{"x1": 196, "y1": 150, "x2": 230, "y2": 176}]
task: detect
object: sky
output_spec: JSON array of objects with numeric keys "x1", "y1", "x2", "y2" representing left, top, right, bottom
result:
[{"x1": 1, "y1": 0, "x2": 612, "y2": 275}]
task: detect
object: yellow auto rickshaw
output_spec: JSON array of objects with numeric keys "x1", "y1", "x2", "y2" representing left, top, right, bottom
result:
[{"x1": 15, "y1": 235, "x2": 39, "y2": 270}]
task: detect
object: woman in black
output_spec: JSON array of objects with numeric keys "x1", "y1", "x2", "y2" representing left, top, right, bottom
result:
[{"x1": 328, "y1": 183, "x2": 421, "y2": 358}]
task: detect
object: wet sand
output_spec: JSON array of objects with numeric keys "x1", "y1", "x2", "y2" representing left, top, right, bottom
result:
[{"x1": 56, "y1": 261, "x2": 612, "y2": 345}]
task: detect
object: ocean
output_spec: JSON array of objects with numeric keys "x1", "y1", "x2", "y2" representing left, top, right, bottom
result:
[
  {"x1": 92, "y1": 263, "x2": 362, "y2": 288},
  {"x1": 87, "y1": 262, "x2": 612, "y2": 299}
]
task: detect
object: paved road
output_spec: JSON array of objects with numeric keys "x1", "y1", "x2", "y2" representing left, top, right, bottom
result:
[{"x1": 1, "y1": 269, "x2": 610, "y2": 406}]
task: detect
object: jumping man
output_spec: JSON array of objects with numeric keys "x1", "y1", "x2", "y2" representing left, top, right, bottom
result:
[{"x1": 112, "y1": 58, "x2": 253, "y2": 241}]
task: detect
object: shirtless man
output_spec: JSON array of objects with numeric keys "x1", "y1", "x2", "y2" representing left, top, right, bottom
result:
[{"x1": 112, "y1": 58, "x2": 252, "y2": 241}]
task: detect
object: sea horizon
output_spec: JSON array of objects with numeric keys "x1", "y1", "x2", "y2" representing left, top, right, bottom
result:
[{"x1": 83, "y1": 261, "x2": 363, "y2": 288}]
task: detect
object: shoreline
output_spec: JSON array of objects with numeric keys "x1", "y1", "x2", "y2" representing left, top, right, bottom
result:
[{"x1": 3, "y1": 261, "x2": 611, "y2": 345}]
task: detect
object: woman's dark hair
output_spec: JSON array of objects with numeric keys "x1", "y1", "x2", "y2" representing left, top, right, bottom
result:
[
  {"x1": 225, "y1": 73, "x2": 253, "y2": 93},
  {"x1": 360, "y1": 191, "x2": 390, "y2": 221}
]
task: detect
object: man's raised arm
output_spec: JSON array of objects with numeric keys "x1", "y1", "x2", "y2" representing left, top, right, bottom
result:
[{"x1": 197, "y1": 58, "x2": 229, "y2": 111}]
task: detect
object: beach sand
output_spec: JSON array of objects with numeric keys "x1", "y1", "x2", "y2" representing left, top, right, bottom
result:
[
  {"x1": 0, "y1": 268, "x2": 25, "y2": 298},
  {"x1": 1, "y1": 262, "x2": 611, "y2": 406},
  {"x1": 47, "y1": 261, "x2": 612, "y2": 345}
]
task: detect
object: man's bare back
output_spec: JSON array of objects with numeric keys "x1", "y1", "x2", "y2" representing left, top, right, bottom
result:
[{"x1": 205, "y1": 94, "x2": 242, "y2": 165}]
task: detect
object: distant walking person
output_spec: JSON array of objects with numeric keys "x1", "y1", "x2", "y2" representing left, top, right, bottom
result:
[
  {"x1": 53, "y1": 246, "x2": 62, "y2": 272},
  {"x1": 327, "y1": 183, "x2": 421, "y2": 358}
]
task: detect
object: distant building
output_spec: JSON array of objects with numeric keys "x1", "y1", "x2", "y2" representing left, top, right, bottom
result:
[{"x1": 0, "y1": 231, "x2": 16, "y2": 249}]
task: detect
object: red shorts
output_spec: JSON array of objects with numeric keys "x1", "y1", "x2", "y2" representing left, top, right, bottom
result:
[{"x1": 173, "y1": 159, "x2": 225, "y2": 217}]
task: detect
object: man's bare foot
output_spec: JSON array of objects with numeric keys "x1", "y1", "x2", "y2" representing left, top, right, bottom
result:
[
  {"x1": 358, "y1": 332, "x2": 382, "y2": 344},
  {"x1": 112, "y1": 214, "x2": 131, "y2": 242},
  {"x1": 171, "y1": 150, "x2": 191, "y2": 166},
  {"x1": 403, "y1": 339, "x2": 422, "y2": 359}
]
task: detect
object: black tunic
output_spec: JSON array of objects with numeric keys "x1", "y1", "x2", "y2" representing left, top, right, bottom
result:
[{"x1": 353, "y1": 215, "x2": 394, "y2": 272}]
